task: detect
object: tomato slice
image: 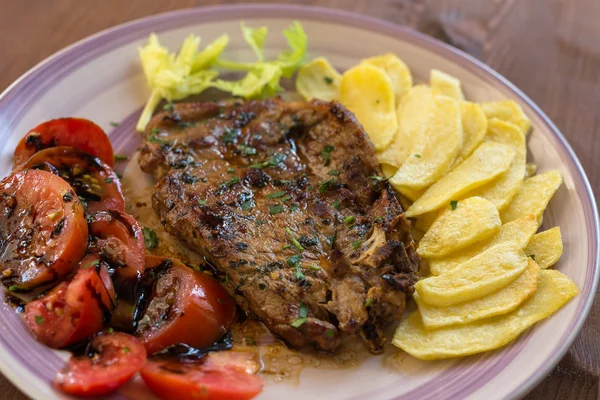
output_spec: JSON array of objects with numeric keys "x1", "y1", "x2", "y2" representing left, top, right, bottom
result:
[
  {"x1": 14, "y1": 118, "x2": 114, "y2": 168},
  {"x1": 0, "y1": 169, "x2": 88, "y2": 290},
  {"x1": 136, "y1": 257, "x2": 236, "y2": 355},
  {"x1": 24, "y1": 255, "x2": 116, "y2": 348},
  {"x1": 20, "y1": 146, "x2": 124, "y2": 212},
  {"x1": 54, "y1": 332, "x2": 146, "y2": 396},
  {"x1": 87, "y1": 210, "x2": 145, "y2": 332},
  {"x1": 140, "y1": 350, "x2": 263, "y2": 400}
]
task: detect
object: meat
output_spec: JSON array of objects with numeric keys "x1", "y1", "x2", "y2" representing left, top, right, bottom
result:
[{"x1": 138, "y1": 98, "x2": 419, "y2": 353}]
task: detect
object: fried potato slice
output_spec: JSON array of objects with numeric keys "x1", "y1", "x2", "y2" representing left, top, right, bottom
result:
[
  {"x1": 500, "y1": 170, "x2": 563, "y2": 223},
  {"x1": 415, "y1": 211, "x2": 439, "y2": 232},
  {"x1": 417, "y1": 197, "x2": 501, "y2": 258},
  {"x1": 430, "y1": 69, "x2": 465, "y2": 100},
  {"x1": 362, "y1": 53, "x2": 412, "y2": 102},
  {"x1": 480, "y1": 100, "x2": 531, "y2": 135},
  {"x1": 295, "y1": 57, "x2": 342, "y2": 101},
  {"x1": 380, "y1": 163, "x2": 398, "y2": 179},
  {"x1": 429, "y1": 214, "x2": 539, "y2": 275},
  {"x1": 525, "y1": 227, "x2": 563, "y2": 269},
  {"x1": 376, "y1": 85, "x2": 436, "y2": 168},
  {"x1": 415, "y1": 242, "x2": 529, "y2": 307},
  {"x1": 340, "y1": 64, "x2": 397, "y2": 151},
  {"x1": 415, "y1": 259, "x2": 540, "y2": 329},
  {"x1": 393, "y1": 269, "x2": 578, "y2": 360},
  {"x1": 525, "y1": 163, "x2": 538, "y2": 178},
  {"x1": 453, "y1": 101, "x2": 488, "y2": 166},
  {"x1": 389, "y1": 96, "x2": 463, "y2": 191},
  {"x1": 405, "y1": 142, "x2": 514, "y2": 217},
  {"x1": 466, "y1": 119, "x2": 526, "y2": 210}
]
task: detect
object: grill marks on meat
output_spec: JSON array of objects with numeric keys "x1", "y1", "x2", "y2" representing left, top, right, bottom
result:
[{"x1": 139, "y1": 98, "x2": 419, "y2": 353}]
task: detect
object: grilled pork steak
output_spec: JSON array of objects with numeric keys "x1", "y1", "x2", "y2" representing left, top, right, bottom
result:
[{"x1": 138, "y1": 98, "x2": 419, "y2": 353}]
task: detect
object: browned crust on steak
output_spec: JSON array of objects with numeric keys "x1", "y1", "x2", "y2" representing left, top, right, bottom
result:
[{"x1": 138, "y1": 98, "x2": 419, "y2": 353}]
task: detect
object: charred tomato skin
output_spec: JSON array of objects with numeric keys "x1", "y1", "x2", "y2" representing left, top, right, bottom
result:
[
  {"x1": 14, "y1": 118, "x2": 114, "y2": 168},
  {"x1": 24, "y1": 255, "x2": 115, "y2": 348},
  {"x1": 54, "y1": 332, "x2": 146, "y2": 396},
  {"x1": 140, "y1": 351, "x2": 263, "y2": 400},
  {"x1": 136, "y1": 256, "x2": 236, "y2": 355},
  {"x1": 19, "y1": 146, "x2": 124, "y2": 212},
  {"x1": 0, "y1": 169, "x2": 88, "y2": 290}
]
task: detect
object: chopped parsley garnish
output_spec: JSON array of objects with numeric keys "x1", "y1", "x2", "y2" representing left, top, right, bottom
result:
[
  {"x1": 109, "y1": 121, "x2": 119, "y2": 127},
  {"x1": 369, "y1": 175, "x2": 388, "y2": 182},
  {"x1": 280, "y1": 195, "x2": 292, "y2": 202},
  {"x1": 291, "y1": 302, "x2": 309, "y2": 327},
  {"x1": 328, "y1": 170, "x2": 340, "y2": 176},
  {"x1": 114, "y1": 154, "x2": 128, "y2": 161},
  {"x1": 198, "y1": 199, "x2": 207, "y2": 206},
  {"x1": 240, "y1": 200, "x2": 253, "y2": 211},
  {"x1": 123, "y1": 346, "x2": 130, "y2": 353},
  {"x1": 285, "y1": 227, "x2": 305, "y2": 251},
  {"x1": 81, "y1": 259, "x2": 100, "y2": 269},
  {"x1": 325, "y1": 329, "x2": 335, "y2": 338},
  {"x1": 148, "y1": 134, "x2": 168, "y2": 144},
  {"x1": 108, "y1": 327, "x2": 114, "y2": 334},
  {"x1": 245, "y1": 337, "x2": 257, "y2": 346},
  {"x1": 248, "y1": 153, "x2": 285, "y2": 169},
  {"x1": 375, "y1": 216, "x2": 383, "y2": 223},
  {"x1": 295, "y1": 265, "x2": 305, "y2": 280},
  {"x1": 309, "y1": 264, "x2": 320, "y2": 271},
  {"x1": 319, "y1": 178, "x2": 338, "y2": 194},
  {"x1": 35, "y1": 315, "x2": 44, "y2": 325},
  {"x1": 365, "y1": 298, "x2": 374, "y2": 308},
  {"x1": 529, "y1": 254, "x2": 536, "y2": 260},
  {"x1": 8, "y1": 285, "x2": 18, "y2": 292},
  {"x1": 269, "y1": 205, "x2": 285, "y2": 215},
  {"x1": 227, "y1": 167, "x2": 235, "y2": 174},
  {"x1": 321, "y1": 145, "x2": 334, "y2": 166},
  {"x1": 289, "y1": 204, "x2": 299, "y2": 212},
  {"x1": 324, "y1": 76, "x2": 334, "y2": 84},
  {"x1": 104, "y1": 178, "x2": 113, "y2": 183},
  {"x1": 414, "y1": 154, "x2": 422, "y2": 158},
  {"x1": 352, "y1": 240, "x2": 363, "y2": 250},
  {"x1": 221, "y1": 127, "x2": 241, "y2": 144},
  {"x1": 219, "y1": 177, "x2": 240, "y2": 189},
  {"x1": 450, "y1": 200, "x2": 459, "y2": 210},
  {"x1": 266, "y1": 190, "x2": 287, "y2": 199},
  {"x1": 286, "y1": 254, "x2": 302, "y2": 267},
  {"x1": 163, "y1": 102, "x2": 174, "y2": 111},
  {"x1": 256, "y1": 219, "x2": 265, "y2": 226},
  {"x1": 282, "y1": 244, "x2": 292, "y2": 250},
  {"x1": 237, "y1": 144, "x2": 257, "y2": 155},
  {"x1": 332, "y1": 200, "x2": 341, "y2": 210},
  {"x1": 343, "y1": 215, "x2": 355, "y2": 225},
  {"x1": 142, "y1": 227, "x2": 159, "y2": 249}
]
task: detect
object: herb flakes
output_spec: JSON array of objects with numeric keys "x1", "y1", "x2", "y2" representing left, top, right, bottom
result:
[{"x1": 142, "y1": 227, "x2": 159, "y2": 249}]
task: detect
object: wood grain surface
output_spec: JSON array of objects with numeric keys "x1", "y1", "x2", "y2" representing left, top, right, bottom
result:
[{"x1": 0, "y1": 0, "x2": 599, "y2": 399}]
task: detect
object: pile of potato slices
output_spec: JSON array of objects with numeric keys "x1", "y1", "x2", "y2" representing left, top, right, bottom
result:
[{"x1": 296, "y1": 54, "x2": 579, "y2": 360}]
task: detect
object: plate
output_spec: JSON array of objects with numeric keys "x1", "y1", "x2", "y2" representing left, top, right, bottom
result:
[{"x1": 0, "y1": 4, "x2": 597, "y2": 400}]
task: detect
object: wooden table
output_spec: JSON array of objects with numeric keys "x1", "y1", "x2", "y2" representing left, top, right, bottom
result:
[{"x1": 0, "y1": 0, "x2": 598, "y2": 398}]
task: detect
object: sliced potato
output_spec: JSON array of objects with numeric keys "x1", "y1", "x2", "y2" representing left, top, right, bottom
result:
[
  {"x1": 500, "y1": 170, "x2": 563, "y2": 223},
  {"x1": 525, "y1": 227, "x2": 563, "y2": 269},
  {"x1": 453, "y1": 101, "x2": 488, "y2": 166},
  {"x1": 376, "y1": 86, "x2": 435, "y2": 168},
  {"x1": 417, "y1": 197, "x2": 501, "y2": 258},
  {"x1": 380, "y1": 163, "x2": 398, "y2": 179},
  {"x1": 362, "y1": 53, "x2": 412, "y2": 102},
  {"x1": 295, "y1": 57, "x2": 341, "y2": 101},
  {"x1": 429, "y1": 214, "x2": 539, "y2": 276},
  {"x1": 430, "y1": 69, "x2": 464, "y2": 100},
  {"x1": 466, "y1": 118, "x2": 526, "y2": 210},
  {"x1": 405, "y1": 142, "x2": 514, "y2": 217},
  {"x1": 480, "y1": 100, "x2": 531, "y2": 135},
  {"x1": 339, "y1": 64, "x2": 397, "y2": 151},
  {"x1": 415, "y1": 259, "x2": 540, "y2": 329},
  {"x1": 399, "y1": 186, "x2": 426, "y2": 202},
  {"x1": 415, "y1": 242, "x2": 528, "y2": 307},
  {"x1": 389, "y1": 96, "x2": 463, "y2": 191},
  {"x1": 393, "y1": 269, "x2": 578, "y2": 360},
  {"x1": 415, "y1": 211, "x2": 438, "y2": 232}
]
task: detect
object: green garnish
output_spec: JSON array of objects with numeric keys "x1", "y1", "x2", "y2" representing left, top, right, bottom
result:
[
  {"x1": 343, "y1": 215, "x2": 355, "y2": 225},
  {"x1": 321, "y1": 145, "x2": 334, "y2": 166},
  {"x1": 328, "y1": 170, "x2": 339, "y2": 176},
  {"x1": 319, "y1": 178, "x2": 338, "y2": 194},
  {"x1": 529, "y1": 254, "x2": 536, "y2": 260},
  {"x1": 269, "y1": 205, "x2": 285, "y2": 215},
  {"x1": 324, "y1": 76, "x2": 334, "y2": 85},
  {"x1": 114, "y1": 154, "x2": 129, "y2": 161},
  {"x1": 108, "y1": 327, "x2": 115, "y2": 334},
  {"x1": 142, "y1": 227, "x2": 159, "y2": 249},
  {"x1": 237, "y1": 144, "x2": 257, "y2": 155},
  {"x1": 81, "y1": 259, "x2": 100, "y2": 269},
  {"x1": 325, "y1": 329, "x2": 335, "y2": 338},
  {"x1": 220, "y1": 177, "x2": 240, "y2": 189},
  {"x1": 110, "y1": 121, "x2": 119, "y2": 127},
  {"x1": 375, "y1": 216, "x2": 383, "y2": 223},
  {"x1": 245, "y1": 337, "x2": 257, "y2": 346},
  {"x1": 291, "y1": 302, "x2": 309, "y2": 327},
  {"x1": 8, "y1": 285, "x2": 18, "y2": 292},
  {"x1": 221, "y1": 127, "x2": 241, "y2": 144},
  {"x1": 266, "y1": 190, "x2": 287, "y2": 199},
  {"x1": 104, "y1": 178, "x2": 113, "y2": 183},
  {"x1": 227, "y1": 167, "x2": 235, "y2": 173},
  {"x1": 414, "y1": 154, "x2": 422, "y2": 158},
  {"x1": 450, "y1": 200, "x2": 459, "y2": 210},
  {"x1": 35, "y1": 315, "x2": 44, "y2": 325},
  {"x1": 286, "y1": 254, "x2": 302, "y2": 267},
  {"x1": 282, "y1": 244, "x2": 292, "y2": 250},
  {"x1": 309, "y1": 264, "x2": 320, "y2": 271},
  {"x1": 240, "y1": 200, "x2": 254, "y2": 211},
  {"x1": 123, "y1": 346, "x2": 130, "y2": 353},
  {"x1": 285, "y1": 227, "x2": 304, "y2": 251},
  {"x1": 295, "y1": 265, "x2": 305, "y2": 280},
  {"x1": 163, "y1": 102, "x2": 174, "y2": 111},
  {"x1": 332, "y1": 200, "x2": 341, "y2": 210},
  {"x1": 280, "y1": 195, "x2": 292, "y2": 202},
  {"x1": 365, "y1": 298, "x2": 374, "y2": 308},
  {"x1": 198, "y1": 199, "x2": 207, "y2": 206},
  {"x1": 289, "y1": 204, "x2": 299, "y2": 212},
  {"x1": 352, "y1": 240, "x2": 363, "y2": 250},
  {"x1": 369, "y1": 175, "x2": 388, "y2": 182}
]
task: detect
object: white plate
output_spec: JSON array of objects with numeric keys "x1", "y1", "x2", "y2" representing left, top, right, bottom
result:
[{"x1": 0, "y1": 5, "x2": 597, "y2": 400}]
